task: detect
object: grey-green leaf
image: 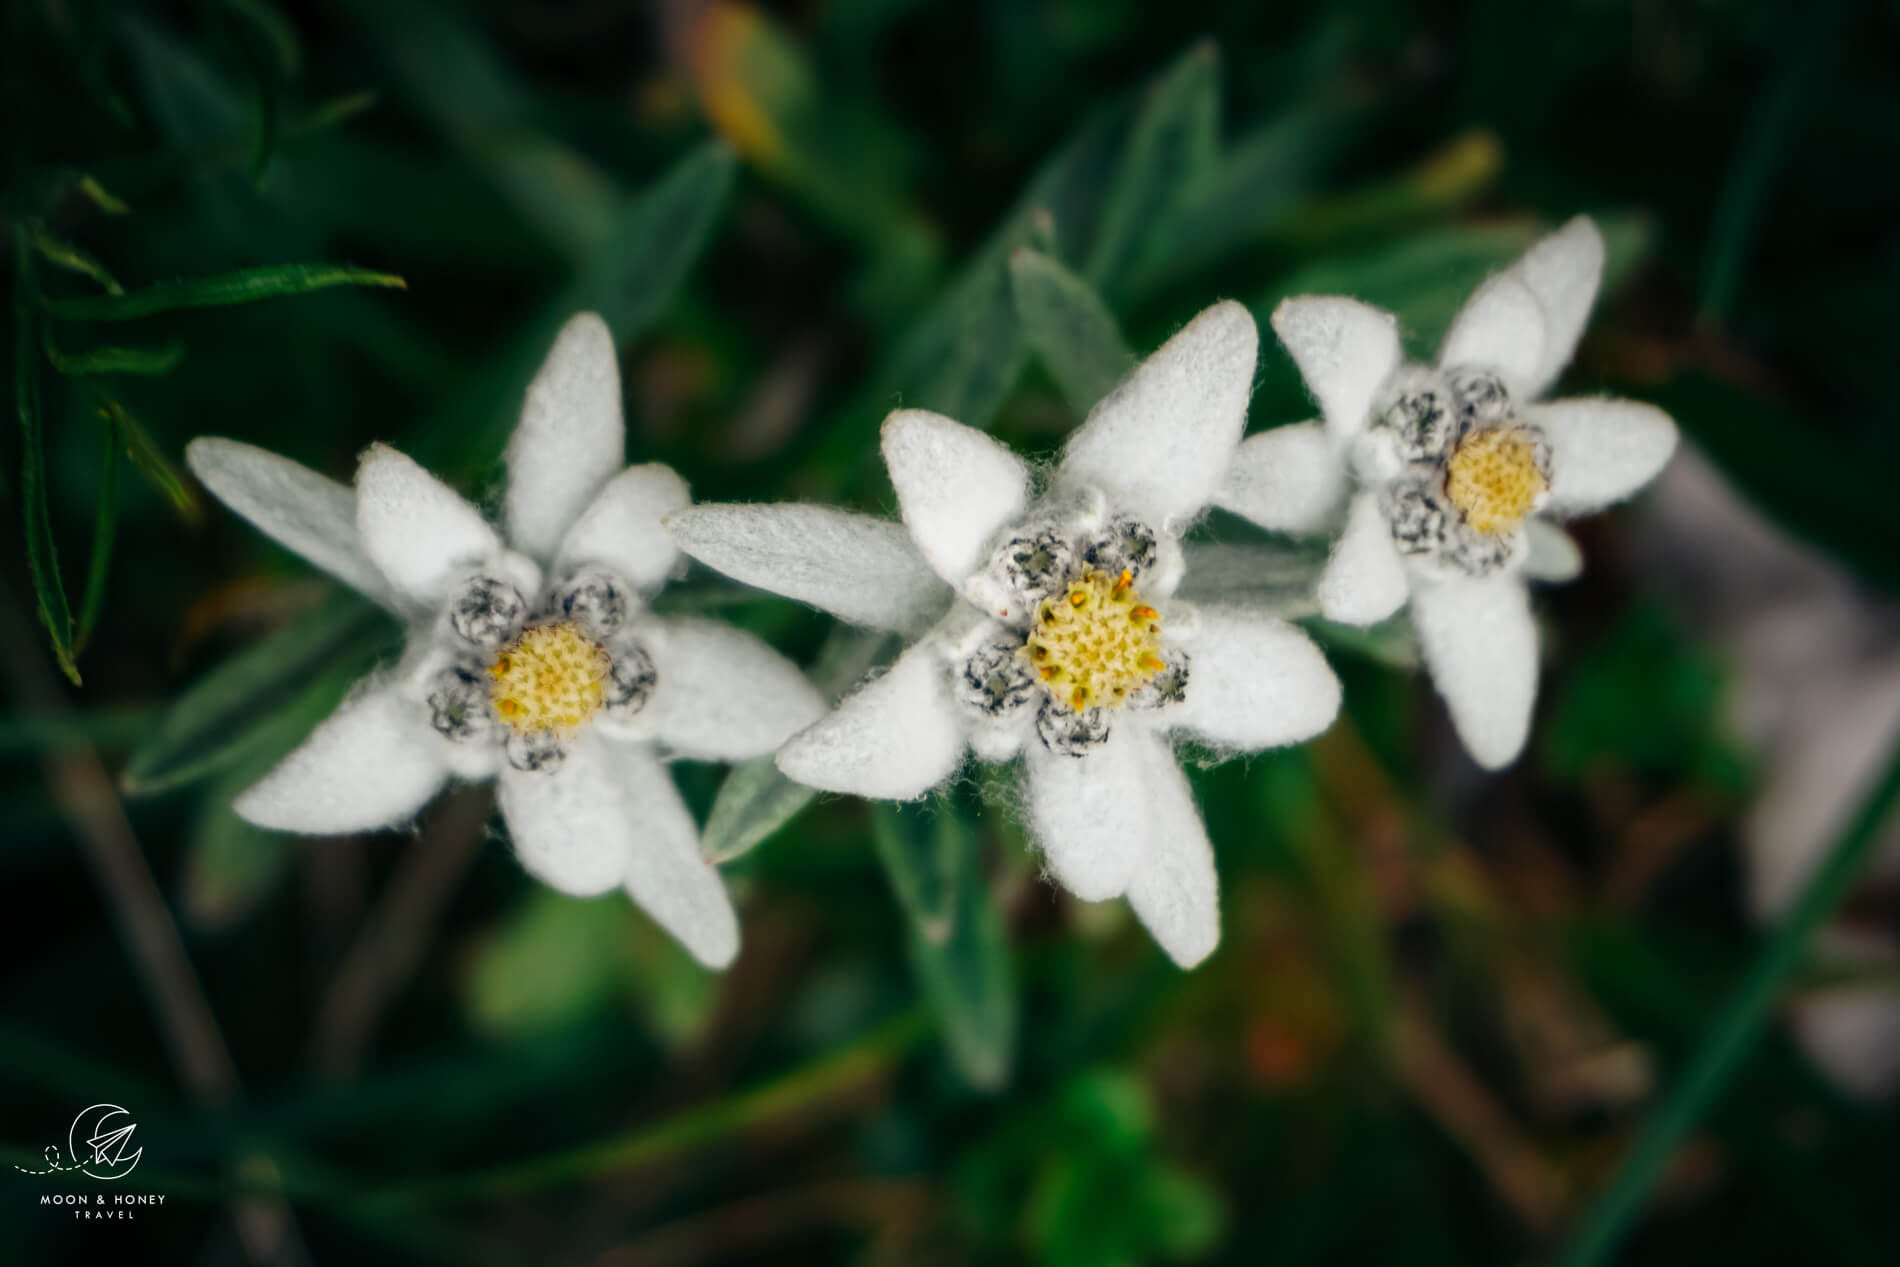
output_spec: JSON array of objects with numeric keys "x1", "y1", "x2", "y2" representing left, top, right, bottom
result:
[
  {"x1": 44, "y1": 263, "x2": 406, "y2": 321},
  {"x1": 1009, "y1": 248, "x2": 1134, "y2": 417}
]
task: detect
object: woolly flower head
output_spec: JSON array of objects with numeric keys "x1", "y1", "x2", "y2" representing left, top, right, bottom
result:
[
  {"x1": 668, "y1": 301, "x2": 1341, "y2": 967},
  {"x1": 186, "y1": 314, "x2": 824, "y2": 967},
  {"x1": 1215, "y1": 217, "x2": 1678, "y2": 768}
]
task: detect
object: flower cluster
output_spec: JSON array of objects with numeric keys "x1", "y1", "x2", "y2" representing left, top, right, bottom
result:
[{"x1": 192, "y1": 217, "x2": 1675, "y2": 971}]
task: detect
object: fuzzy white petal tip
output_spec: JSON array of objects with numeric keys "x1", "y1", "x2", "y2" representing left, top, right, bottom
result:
[
  {"x1": 1412, "y1": 576, "x2": 1538, "y2": 770},
  {"x1": 1536, "y1": 397, "x2": 1678, "y2": 516},
  {"x1": 647, "y1": 617, "x2": 827, "y2": 761},
  {"x1": 1122, "y1": 731, "x2": 1220, "y2": 968},
  {"x1": 881, "y1": 409, "x2": 1032, "y2": 585},
  {"x1": 1513, "y1": 216, "x2": 1606, "y2": 397},
  {"x1": 355, "y1": 443, "x2": 501, "y2": 604},
  {"x1": 1213, "y1": 422, "x2": 1346, "y2": 536},
  {"x1": 187, "y1": 436, "x2": 391, "y2": 604},
  {"x1": 1438, "y1": 272, "x2": 1546, "y2": 398},
  {"x1": 233, "y1": 687, "x2": 446, "y2": 834},
  {"x1": 507, "y1": 312, "x2": 626, "y2": 560},
  {"x1": 1059, "y1": 299, "x2": 1257, "y2": 528},
  {"x1": 1170, "y1": 609, "x2": 1342, "y2": 752},
  {"x1": 665, "y1": 503, "x2": 949, "y2": 634},
  {"x1": 557, "y1": 463, "x2": 691, "y2": 593},
  {"x1": 1269, "y1": 295, "x2": 1402, "y2": 441},
  {"x1": 1317, "y1": 491, "x2": 1408, "y2": 626},
  {"x1": 775, "y1": 643, "x2": 964, "y2": 800}
]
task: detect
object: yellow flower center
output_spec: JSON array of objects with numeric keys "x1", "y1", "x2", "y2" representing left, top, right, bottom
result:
[
  {"x1": 1021, "y1": 569, "x2": 1166, "y2": 713},
  {"x1": 487, "y1": 622, "x2": 611, "y2": 736},
  {"x1": 1444, "y1": 426, "x2": 1546, "y2": 535}
]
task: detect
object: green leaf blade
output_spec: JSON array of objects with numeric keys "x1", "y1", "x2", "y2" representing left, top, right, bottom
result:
[
  {"x1": 1009, "y1": 248, "x2": 1135, "y2": 417},
  {"x1": 44, "y1": 263, "x2": 406, "y2": 321}
]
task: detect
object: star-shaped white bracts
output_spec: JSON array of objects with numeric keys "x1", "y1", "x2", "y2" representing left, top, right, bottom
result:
[
  {"x1": 1215, "y1": 217, "x2": 1678, "y2": 770},
  {"x1": 667, "y1": 302, "x2": 1341, "y2": 968},
  {"x1": 184, "y1": 313, "x2": 824, "y2": 968}
]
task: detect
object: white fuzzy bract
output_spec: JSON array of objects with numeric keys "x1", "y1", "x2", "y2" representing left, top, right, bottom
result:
[
  {"x1": 188, "y1": 312, "x2": 825, "y2": 968},
  {"x1": 668, "y1": 301, "x2": 1343, "y2": 967},
  {"x1": 1216, "y1": 217, "x2": 1678, "y2": 769}
]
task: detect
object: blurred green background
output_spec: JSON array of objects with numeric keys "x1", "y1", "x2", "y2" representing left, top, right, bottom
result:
[{"x1": 6, "y1": 0, "x2": 1900, "y2": 1263}]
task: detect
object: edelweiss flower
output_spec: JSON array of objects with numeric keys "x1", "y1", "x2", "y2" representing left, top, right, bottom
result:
[
  {"x1": 668, "y1": 302, "x2": 1341, "y2": 967},
  {"x1": 185, "y1": 314, "x2": 823, "y2": 967},
  {"x1": 1216, "y1": 217, "x2": 1678, "y2": 768}
]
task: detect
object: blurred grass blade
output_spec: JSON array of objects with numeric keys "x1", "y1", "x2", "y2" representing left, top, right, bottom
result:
[
  {"x1": 97, "y1": 397, "x2": 199, "y2": 518},
  {"x1": 30, "y1": 225, "x2": 124, "y2": 293},
  {"x1": 122, "y1": 593, "x2": 392, "y2": 795},
  {"x1": 1555, "y1": 733, "x2": 1900, "y2": 1267},
  {"x1": 701, "y1": 758, "x2": 818, "y2": 864},
  {"x1": 1699, "y1": 0, "x2": 1847, "y2": 320},
  {"x1": 1084, "y1": 41, "x2": 1219, "y2": 300},
  {"x1": 43, "y1": 333, "x2": 185, "y2": 376},
  {"x1": 1009, "y1": 247, "x2": 1134, "y2": 416},
  {"x1": 74, "y1": 425, "x2": 121, "y2": 654},
  {"x1": 44, "y1": 263, "x2": 406, "y2": 320},
  {"x1": 1276, "y1": 129, "x2": 1501, "y2": 249},
  {"x1": 75, "y1": 175, "x2": 131, "y2": 216},
  {"x1": 182, "y1": 777, "x2": 294, "y2": 932},
  {"x1": 12, "y1": 227, "x2": 80, "y2": 684},
  {"x1": 897, "y1": 806, "x2": 1017, "y2": 1089}
]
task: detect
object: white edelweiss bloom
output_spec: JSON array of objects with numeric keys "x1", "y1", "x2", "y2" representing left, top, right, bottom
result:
[
  {"x1": 667, "y1": 301, "x2": 1342, "y2": 968},
  {"x1": 1216, "y1": 217, "x2": 1679, "y2": 770},
  {"x1": 185, "y1": 313, "x2": 824, "y2": 968}
]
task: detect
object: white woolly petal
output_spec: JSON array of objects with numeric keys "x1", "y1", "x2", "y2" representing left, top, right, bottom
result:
[
  {"x1": 1437, "y1": 272, "x2": 1546, "y2": 398},
  {"x1": 1213, "y1": 422, "x2": 1346, "y2": 536},
  {"x1": 881, "y1": 409, "x2": 1032, "y2": 586},
  {"x1": 1023, "y1": 725, "x2": 1148, "y2": 901},
  {"x1": 1123, "y1": 729, "x2": 1220, "y2": 968},
  {"x1": 1523, "y1": 518, "x2": 1583, "y2": 583},
  {"x1": 506, "y1": 313, "x2": 625, "y2": 561},
  {"x1": 666, "y1": 503, "x2": 949, "y2": 634},
  {"x1": 1317, "y1": 491, "x2": 1408, "y2": 626},
  {"x1": 233, "y1": 685, "x2": 447, "y2": 834},
  {"x1": 618, "y1": 746, "x2": 741, "y2": 969},
  {"x1": 1412, "y1": 575, "x2": 1539, "y2": 770},
  {"x1": 646, "y1": 616, "x2": 827, "y2": 761},
  {"x1": 556, "y1": 464, "x2": 691, "y2": 594},
  {"x1": 1057, "y1": 300, "x2": 1258, "y2": 530},
  {"x1": 1532, "y1": 397, "x2": 1679, "y2": 516},
  {"x1": 187, "y1": 438, "x2": 392, "y2": 606},
  {"x1": 1170, "y1": 608, "x2": 1341, "y2": 751},
  {"x1": 775, "y1": 642, "x2": 965, "y2": 800},
  {"x1": 1269, "y1": 296, "x2": 1401, "y2": 441},
  {"x1": 355, "y1": 444, "x2": 502, "y2": 605},
  {"x1": 1512, "y1": 217, "x2": 1606, "y2": 399},
  {"x1": 497, "y1": 730, "x2": 637, "y2": 897}
]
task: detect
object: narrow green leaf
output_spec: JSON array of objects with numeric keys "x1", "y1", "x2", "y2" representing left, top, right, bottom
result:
[
  {"x1": 220, "y1": 0, "x2": 302, "y2": 76},
  {"x1": 0, "y1": 707, "x2": 157, "y2": 754},
  {"x1": 43, "y1": 332, "x2": 185, "y2": 376},
  {"x1": 73, "y1": 425, "x2": 121, "y2": 654},
  {"x1": 1009, "y1": 248, "x2": 1134, "y2": 416},
  {"x1": 871, "y1": 802, "x2": 960, "y2": 943},
  {"x1": 12, "y1": 227, "x2": 79, "y2": 685},
  {"x1": 1305, "y1": 617, "x2": 1418, "y2": 671},
  {"x1": 899, "y1": 807, "x2": 1017, "y2": 1090},
  {"x1": 30, "y1": 225, "x2": 124, "y2": 294},
  {"x1": 122, "y1": 594, "x2": 392, "y2": 795},
  {"x1": 296, "y1": 89, "x2": 378, "y2": 136},
  {"x1": 95, "y1": 397, "x2": 199, "y2": 518},
  {"x1": 701, "y1": 757, "x2": 819, "y2": 864},
  {"x1": 44, "y1": 263, "x2": 406, "y2": 320},
  {"x1": 1083, "y1": 41, "x2": 1220, "y2": 300},
  {"x1": 181, "y1": 780, "x2": 293, "y2": 932}
]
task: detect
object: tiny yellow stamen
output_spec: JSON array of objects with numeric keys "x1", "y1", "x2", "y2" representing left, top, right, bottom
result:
[
  {"x1": 1444, "y1": 426, "x2": 1546, "y2": 535},
  {"x1": 1019, "y1": 570, "x2": 1168, "y2": 715},
  {"x1": 486, "y1": 621, "x2": 611, "y2": 737}
]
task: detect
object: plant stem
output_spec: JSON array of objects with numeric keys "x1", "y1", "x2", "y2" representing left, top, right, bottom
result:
[{"x1": 1554, "y1": 731, "x2": 1900, "y2": 1267}]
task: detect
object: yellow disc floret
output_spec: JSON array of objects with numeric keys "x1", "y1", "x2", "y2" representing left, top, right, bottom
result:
[
  {"x1": 487, "y1": 621, "x2": 612, "y2": 736},
  {"x1": 1021, "y1": 569, "x2": 1166, "y2": 713},
  {"x1": 1444, "y1": 426, "x2": 1546, "y2": 535}
]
